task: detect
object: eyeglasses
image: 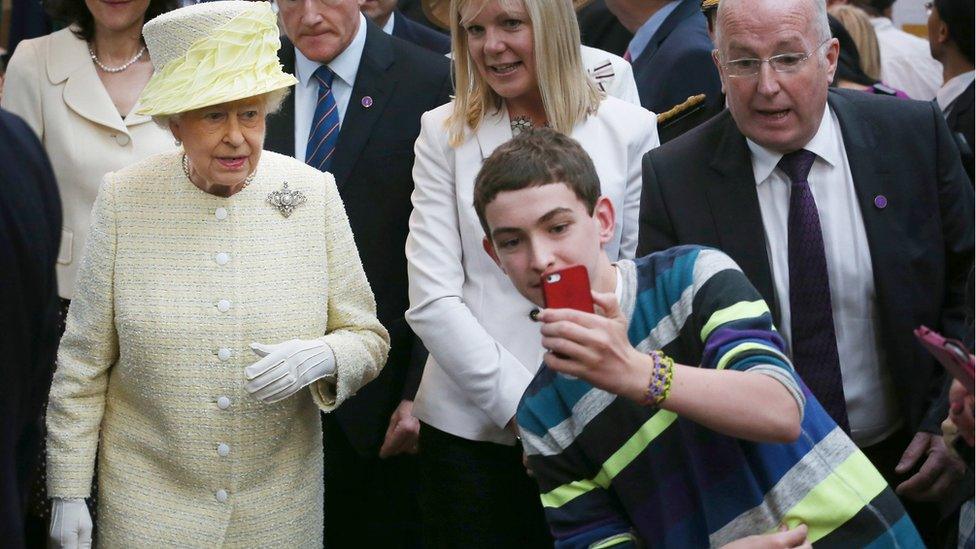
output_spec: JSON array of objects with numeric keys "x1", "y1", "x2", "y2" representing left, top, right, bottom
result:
[{"x1": 721, "y1": 38, "x2": 831, "y2": 78}]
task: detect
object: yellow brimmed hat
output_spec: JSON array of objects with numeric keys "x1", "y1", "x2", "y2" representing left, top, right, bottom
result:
[
  {"x1": 137, "y1": 0, "x2": 297, "y2": 117},
  {"x1": 422, "y1": 0, "x2": 594, "y2": 32}
]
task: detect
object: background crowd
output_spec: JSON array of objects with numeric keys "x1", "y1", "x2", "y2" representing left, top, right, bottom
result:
[{"x1": 0, "y1": 0, "x2": 973, "y2": 547}]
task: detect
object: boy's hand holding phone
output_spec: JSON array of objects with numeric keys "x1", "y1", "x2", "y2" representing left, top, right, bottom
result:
[{"x1": 537, "y1": 290, "x2": 652, "y2": 404}]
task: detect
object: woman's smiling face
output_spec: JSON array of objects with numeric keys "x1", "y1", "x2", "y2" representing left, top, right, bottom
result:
[{"x1": 462, "y1": 0, "x2": 540, "y2": 111}]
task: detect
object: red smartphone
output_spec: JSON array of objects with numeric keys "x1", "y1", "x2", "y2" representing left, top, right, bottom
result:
[
  {"x1": 914, "y1": 325, "x2": 975, "y2": 395},
  {"x1": 541, "y1": 265, "x2": 594, "y2": 313}
]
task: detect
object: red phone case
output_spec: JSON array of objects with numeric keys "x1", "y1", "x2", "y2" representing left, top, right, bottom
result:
[
  {"x1": 914, "y1": 325, "x2": 975, "y2": 394},
  {"x1": 541, "y1": 265, "x2": 594, "y2": 313}
]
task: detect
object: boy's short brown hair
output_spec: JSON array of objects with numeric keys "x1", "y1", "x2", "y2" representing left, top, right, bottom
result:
[{"x1": 473, "y1": 128, "x2": 600, "y2": 237}]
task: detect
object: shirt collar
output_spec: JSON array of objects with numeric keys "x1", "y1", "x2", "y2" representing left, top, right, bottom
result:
[
  {"x1": 382, "y1": 12, "x2": 395, "y2": 35},
  {"x1": 295, "y1": 12, "x2": 367, "y2": 89},
  {"x1": 626, "y1": 1, "x2": 680, "y2": 62},
  {"x1": 746, "y1": 104, "x2": 840, "y2": 186},
  {"x1": 937, "y1": 70, "x2": 975, "y2": 112}
]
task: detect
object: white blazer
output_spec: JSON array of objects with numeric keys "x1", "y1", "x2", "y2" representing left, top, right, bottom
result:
[
  {"x1": 406, "y1": 97, "x2": 658, "y2": 444},
  {"x1": 1, "y1": 28, "x2": 175, "y2": 299},
  {"x1": 581, "y1": 45, "x2": 641, "y2": 106}
]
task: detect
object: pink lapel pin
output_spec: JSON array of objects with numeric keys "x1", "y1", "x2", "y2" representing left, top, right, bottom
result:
[{"x1": 361, "y1": 96, "x2": 373, "y2": 108}]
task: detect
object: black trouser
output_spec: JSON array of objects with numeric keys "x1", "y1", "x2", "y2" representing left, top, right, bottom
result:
[
  {"x1": 322, "y1": 413, "x2": 423, "y2": 549},
  {"x1": 417, "y1": 423, "x2": 552, "y2": 549},
  {"x1": 862, "y1": 427, "x2": 943, "y2": 547}
]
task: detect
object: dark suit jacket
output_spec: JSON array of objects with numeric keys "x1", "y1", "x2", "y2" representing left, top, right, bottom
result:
[
  {"x1": 576, "y1": 0, "x2": 632, "y2": 58},
  {"x1": 631, "y1": 0, "x2": 722, "y2": 114},
  {"x1": 392, "y1": 9, "x2": 450, "y2": 55},
  {"x1": 946, "y1": 80, "x2": 974, "y2": 183},
  {"x1": 397, "y1": 0, "x2": 444, "y2": 33},
  {"x1": 638, "y1": 89, "x2": 975, "y2": 436},
  {"x1": 266, "y1": 20, "x2": 452, "y2": 457},
  {"x1": 0, "y1": 109, "x2": 61, "y2": 548}
]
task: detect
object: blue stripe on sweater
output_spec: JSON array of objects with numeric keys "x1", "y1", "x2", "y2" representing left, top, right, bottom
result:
[{"x1": 627, "y1": 248, "x2": 700, "y2": 345}]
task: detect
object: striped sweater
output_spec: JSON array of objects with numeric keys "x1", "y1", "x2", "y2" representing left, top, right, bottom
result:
[{"x1": 516, "y1": 246, "x2": 923, "y2": 548}]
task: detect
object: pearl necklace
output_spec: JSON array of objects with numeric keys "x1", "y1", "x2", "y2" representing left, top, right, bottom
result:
[
  {"x1": 182, "y1": 154, "x2": 255, "y2": 190},
  {"x1": 89, "y1": 44, "x2": 146, "y2": 73}
]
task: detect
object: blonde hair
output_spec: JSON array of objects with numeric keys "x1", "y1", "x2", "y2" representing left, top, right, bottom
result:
[
  {"x1": 828, "y1": 5, "x2": 882, "y2": 80},
  {"x1": 445, "y1": 0, "x2": 601, "y2": 147}
]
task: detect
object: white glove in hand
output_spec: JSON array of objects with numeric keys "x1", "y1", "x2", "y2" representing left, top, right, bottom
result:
[
  {"x1": 49, "y1": 498, "x2": 92, "y2": 549},
  {"x1": 245, "y1": 339, "x2": 336, "y2": 403}
]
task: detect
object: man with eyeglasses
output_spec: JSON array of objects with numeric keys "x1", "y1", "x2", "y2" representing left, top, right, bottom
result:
[{"x1": 638, "y1": 0, "x2": 973, "y2": 543}]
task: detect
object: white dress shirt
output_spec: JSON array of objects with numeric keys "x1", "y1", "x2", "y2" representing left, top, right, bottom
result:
[
  {"x1": 747, "y1": 106, "x2": 900, "y2": 446},
  {"x1": 936, "y1": 70, "x2": 976, "y2": 114},
  {"x1": 870, "y1": 17, "x2": 943, "y2": 101},
  {"x1": 293, "y1": 12, "x2": 368, "y2": 162}
]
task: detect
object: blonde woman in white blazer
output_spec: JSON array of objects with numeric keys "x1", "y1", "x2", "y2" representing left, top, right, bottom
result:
[
  {"x1": 44, "y1": 3, "x2": 389, "y2": 547},
  {"x1": 1, "y1": 0, "x2": 179, "y2": 301},
  {"x1": 404, "y1": 0, "x2": 658, "y2": 545}
]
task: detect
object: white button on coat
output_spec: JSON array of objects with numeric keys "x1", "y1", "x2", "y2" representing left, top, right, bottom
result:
[
  {"x1": 217, "y1": 300, "x2": 231, "y2": 313},
  {"x1": 217, "y1": 396, "x2": 231, "y2": 410},
  {"x1": 215, "y1": 207, "x2": 228, "y2": 220},
  {"x1": 215, "y1": 252, "x2": 230, "y2": 266},
  {"x1": 217, "y1": 443, "x2": 230, "y2": 457},
  {"x1": 217, "y1": 348, "x2": 231, "y2": 361},
  {"x1": 215, "y1": 489, "x2": 228, "y2": 503},
  {"x1": 114, "y1": 133, "x2": 131, "y2": 146}
]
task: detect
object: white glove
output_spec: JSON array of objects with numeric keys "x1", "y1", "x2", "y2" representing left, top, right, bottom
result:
[
  {"x1": 49, "y1": 498, "x2": 93, "y2": 549},
  {"x1": 245, "y1": 339, "x2": 336, "y2": 403}
]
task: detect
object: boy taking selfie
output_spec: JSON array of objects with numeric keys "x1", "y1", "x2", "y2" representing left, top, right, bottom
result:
[{"x1": 473, "y1": 128, "x2": 923, "y2": 548}]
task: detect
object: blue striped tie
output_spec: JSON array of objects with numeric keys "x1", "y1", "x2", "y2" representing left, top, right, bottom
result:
[{"x1": 306, "y1": 65, "x2": 340, "y2": 172}]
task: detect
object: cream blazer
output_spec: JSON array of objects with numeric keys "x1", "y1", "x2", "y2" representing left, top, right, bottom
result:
[
  {"x1": 406, "y1": 97, "x2": 658, "y2": 444},
  {"x1": 1, "y1": 28, "x2": 175, "y2": 299},
  {"x1": 45, "y1": 151, "x2": 389, "y2": 547}
]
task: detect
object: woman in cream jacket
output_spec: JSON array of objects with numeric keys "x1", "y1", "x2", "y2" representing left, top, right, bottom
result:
[
  {"x1": 44, "y1": 3, "x2": 389, "y2": 547},
  {"x1": 1, "y1": 0, "x2": 177, "y2": 300}
]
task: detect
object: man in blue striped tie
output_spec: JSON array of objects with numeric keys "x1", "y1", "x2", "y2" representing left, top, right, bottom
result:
[{"x1": 267, "y1": 0, "x2": 452, "y2": 547}]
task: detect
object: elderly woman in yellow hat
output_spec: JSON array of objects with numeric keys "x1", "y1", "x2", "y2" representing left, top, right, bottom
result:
[{"x1": 43, "y1": 1, "x2": 389, "y2": 547}]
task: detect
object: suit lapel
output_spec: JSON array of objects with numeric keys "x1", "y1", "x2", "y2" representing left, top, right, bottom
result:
[
  {"x1": 48, "y1": 29, "x2": 127, "y2": 134},
  {"x1": 391, "y1": 11, "x2": 415, "y2": 44},
  {"x1": 634, "y1": 0, "x2": 698, "y2": 66},
  {"x1": 946, "y1": 81, "x2": 974, "y2": 129},
  {"x1": 331, "y1": 21, "x2": 397, "y2": 190},
  {"x1": 828, "y1": 90, "x2": 908, "y2": 343},
  {"x1": 265, "y1": 40, "x2": 297, "y2": 158},
  {"x1": 706, "y1": 112, "x2": 780, "y2": 321},
  {"x1": 474, "y1": 107, "x2": 513, "y2": 161}
]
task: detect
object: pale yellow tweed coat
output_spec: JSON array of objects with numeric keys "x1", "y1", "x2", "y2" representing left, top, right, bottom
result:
[{"x1": 45, "y1": 150, "x2": 389, "y2": 547}]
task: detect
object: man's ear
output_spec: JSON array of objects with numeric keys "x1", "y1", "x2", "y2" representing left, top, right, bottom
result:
[
  {"x1": 711, "y1": 48, "x2": 728, "y2": 93},
  {"x1": 824, "y1": 38, "x2": 841, "y2": 85},
  {"x1": 483, "y1": 236, "x2": 504, "y2": 271},
  {"x1": 938, "y1": 20, "x2": 950, "y2": 46},
  {"x1": 594, "y1": 196, "x2": 616, "y2": 245}
]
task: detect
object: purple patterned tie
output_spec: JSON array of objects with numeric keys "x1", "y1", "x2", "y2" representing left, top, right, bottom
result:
[{"x1": 779, "y1": 149, "x2": 850, "y2": 433}]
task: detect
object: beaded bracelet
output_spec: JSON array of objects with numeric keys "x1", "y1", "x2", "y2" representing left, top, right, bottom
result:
[{"x1": 641, "y1": 350, "x2": 675, "y2": 406}]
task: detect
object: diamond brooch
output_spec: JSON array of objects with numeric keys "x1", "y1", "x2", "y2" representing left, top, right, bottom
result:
[{"x1": 267, "y1": 182, "x2": 307, "y2": 217}]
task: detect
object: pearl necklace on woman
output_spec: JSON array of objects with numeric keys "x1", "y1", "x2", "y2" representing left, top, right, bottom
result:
[{"x1": 89, "y1": 44, "x2": 146, "y2": 73}]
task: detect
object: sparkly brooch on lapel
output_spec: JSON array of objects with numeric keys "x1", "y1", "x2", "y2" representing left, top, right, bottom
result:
[{"x1": 267, "y1": 182, "x2": 307, "y2": 218}]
